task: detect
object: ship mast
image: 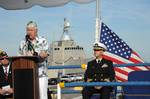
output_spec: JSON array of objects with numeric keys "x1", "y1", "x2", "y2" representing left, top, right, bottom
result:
[
  {"x1": 63, "y1": 18, "x2": 70, "y2": 33},
  {"x1": 61, "y1": 18, "x2": 72, "y2": 41},
  {"x1": 95, "y1": 0, "x2": 101, "y2": 42}
]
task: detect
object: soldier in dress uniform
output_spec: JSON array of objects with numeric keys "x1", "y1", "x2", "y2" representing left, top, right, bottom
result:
[{"x1": 82, "y1": 42, "x2": 115, "y2": 99}]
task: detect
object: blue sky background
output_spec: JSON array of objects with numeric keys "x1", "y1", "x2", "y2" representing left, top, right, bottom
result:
[{"x1": 0, "y1": 0, "x2": 150, "y2": 62}]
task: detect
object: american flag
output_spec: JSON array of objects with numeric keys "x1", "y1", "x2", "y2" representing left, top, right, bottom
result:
[{"x1": 100, "y1": 22, "x2": 149, "y2": 82}]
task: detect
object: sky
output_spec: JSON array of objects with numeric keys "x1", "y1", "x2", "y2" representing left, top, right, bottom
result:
[{"x1": 0, "y1": 0, "x2": 150, "y2": 62}]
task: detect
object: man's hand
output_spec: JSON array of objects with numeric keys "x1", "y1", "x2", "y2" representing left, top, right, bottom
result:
[
  {"x1": 94, "y1": 86, "x2": 102, "y2": 90},
  {"x1": 5, "y1": 88, "x2": 13, "y2": 94},
  {"x1": 87, "y1": 78, "x2": 93, "y2": 82},
  {"x1": 0, "y1": 88, "x2": 6, "y2": 95},
  {"x1": 104, "y1": 78, "x2": 110, "y2": 82},
  {"x1": 39, "y1": 51, "x2": 48, "y2": 59},
  {"x1": 25, "y1": 51, "x2": 34, "y2": 56},
  {"x1": 0, "y1": 88, "x2": 13, "y2": 95}
]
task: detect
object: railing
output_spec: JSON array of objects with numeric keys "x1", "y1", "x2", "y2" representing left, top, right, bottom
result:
[
  {"x1": 47, "y1": 63, "x2": 150, "y2": 99},
  {"x1": 61, "y1": 82, "x2": 150, "y2": 87},
  {"x1": 48, "y1": 63, "x2": 150, "y2": 69}
]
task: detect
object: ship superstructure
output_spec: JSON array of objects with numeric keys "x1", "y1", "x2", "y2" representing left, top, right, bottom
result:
[{"x1": 48, "y1": 18, "x2": 86, "y2": 78}]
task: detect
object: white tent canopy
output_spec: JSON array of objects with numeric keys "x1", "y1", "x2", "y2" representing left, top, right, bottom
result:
[{"x1": 0, "y1": 0, "x2": 95, "y2": 10}]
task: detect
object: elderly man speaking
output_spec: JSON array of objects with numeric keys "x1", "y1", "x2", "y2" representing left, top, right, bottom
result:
[{"x1": 19, "y1": 21, "x2": 50, "y2": 99}]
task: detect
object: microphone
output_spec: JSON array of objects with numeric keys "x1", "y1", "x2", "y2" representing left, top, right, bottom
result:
[
  {"x1": 25, "y1": 35, "x2": 30, "y2": 42},
  {"x1": 25, "y1": 35, "x2": 38, "y2": 56}
]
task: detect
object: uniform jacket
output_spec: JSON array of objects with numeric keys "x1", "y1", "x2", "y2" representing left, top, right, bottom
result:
[{"x1": 84, "y1": 58, "x2": 115, "y2": 82}]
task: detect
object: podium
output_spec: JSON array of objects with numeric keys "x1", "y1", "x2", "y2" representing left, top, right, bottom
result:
[{"x1": 10, "y1": 56, "x2": 39, "y2": 99}]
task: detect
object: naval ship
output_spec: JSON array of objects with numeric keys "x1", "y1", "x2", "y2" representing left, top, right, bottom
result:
[{"x1": 47, "y1": 18, "x2": 86, "y2": 78}]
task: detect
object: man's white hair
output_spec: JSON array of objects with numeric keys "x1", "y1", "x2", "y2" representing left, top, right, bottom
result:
[{"x1": 27, "y1": 21, "x2": 37, "y2": 29}]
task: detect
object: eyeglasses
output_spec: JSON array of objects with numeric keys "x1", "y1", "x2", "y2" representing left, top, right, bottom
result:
[{"x1": 0, "y1": 57, "x2": 8, "y2": 60}]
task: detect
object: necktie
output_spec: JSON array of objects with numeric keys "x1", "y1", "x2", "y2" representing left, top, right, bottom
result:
[
  {"x1": 4, "y1": 67, "x2": 8, "y2": 80},
  {"x1": 98, "y1": 60, "x2": 101, "y2": 63}
]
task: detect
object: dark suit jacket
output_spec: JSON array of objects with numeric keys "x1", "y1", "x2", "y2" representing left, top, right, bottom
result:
[
  {"x1": 0, "y1": 64, "x2": 13, "y2": 99},
  {"x1": 0, "y1": 64, "x2": 12, "y2": 88},
  {"x1": 84, "y1": 58, "x2": 115, "y2": 82}
]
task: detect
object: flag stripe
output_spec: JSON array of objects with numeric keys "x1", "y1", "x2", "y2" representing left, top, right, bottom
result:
[
  {"x1": 114, "y1": 67, "x2": 128, "y2": 75},
  {"x1": 131, "y1": 53, "x2": 143, "y2": 62},
  {"x1": 115, "y1": 71, "x2": 127, "y2": 82},
  {"x1": 132, "y1": 51, "x2": 142, "y2": 60},
  {"x1": 135, "y1": 66, "x2": 148, "y2": 71},
  {"x1": 129, "y1": 57, "x2": 142, "y2": 64}
]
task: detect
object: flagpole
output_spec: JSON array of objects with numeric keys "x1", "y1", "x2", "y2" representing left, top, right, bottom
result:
[{"x1": 95, "y1": 0, "x2": 101, "y2": 42}]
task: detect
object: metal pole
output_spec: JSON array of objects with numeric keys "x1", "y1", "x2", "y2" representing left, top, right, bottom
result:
[
  {"x1": 95, "y1": 0, "x2": 101, "y2": 42},
  {"x1": 57, "y1": 84, "x2": 61, "y2": 99}
]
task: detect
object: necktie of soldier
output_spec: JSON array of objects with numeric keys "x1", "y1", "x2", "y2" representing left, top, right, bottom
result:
[
  {"x1": 98, "y1": 60, "x2": 101, "y2": 63},
  {"x1": 4, "y1": 67, "x2": 8, "y2": 80}
]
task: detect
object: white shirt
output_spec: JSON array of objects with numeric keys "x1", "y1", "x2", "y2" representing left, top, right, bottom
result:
[
  {"x1": 96, "y1": 58, "x2": 102, "y2": 63},
  {"x1": 2, "y1": 64, "x2": 10, "y2": 74},
  {"x1": 19, "y1": 36, "x2": 49, "y2": 56}
]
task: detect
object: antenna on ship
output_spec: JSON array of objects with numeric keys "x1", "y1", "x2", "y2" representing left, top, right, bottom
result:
[
  {"x1": 63, "y1": 18, "x2": 70, "y2": 33},
  {"x1": 61, "y1": 18, "x2": 72, "y2": 41}
]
